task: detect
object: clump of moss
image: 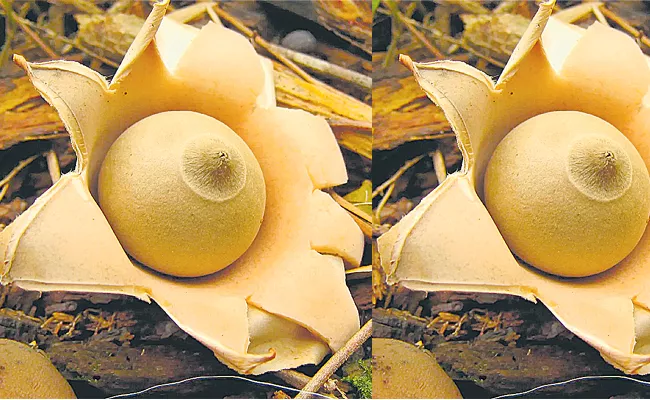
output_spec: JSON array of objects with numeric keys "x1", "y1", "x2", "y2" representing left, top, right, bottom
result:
[{"x1": 342, "y1": 358, "x2": 372, "y2": 399}]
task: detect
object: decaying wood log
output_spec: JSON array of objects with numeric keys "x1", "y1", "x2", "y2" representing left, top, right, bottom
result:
[
  {"x1": 0, "y1": 280, "x2": 370, "y2": 397},
  {"x1": 0, "y1": 76, "x2": 66, "y2": 150},
  {"x1": 0, "y1": 287, "x2": 238, "y2": 397},
  {"x1": 374, "y1": 300, "x2": 650, "y2": 398}
]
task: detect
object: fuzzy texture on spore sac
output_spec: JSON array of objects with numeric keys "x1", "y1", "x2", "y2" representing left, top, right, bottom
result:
[
  {"x1": 98, "y1": 111, "x2": 266, "y2": 278},
  {"x1": 372, "y1": 338, "x2": 462, "y2": 399},
  {"x1": 484, "y1": 111, "x2": 650, "y2": 277},
  {"x1": 0, "y1": 339, "x2": 76, "y2": 398}
]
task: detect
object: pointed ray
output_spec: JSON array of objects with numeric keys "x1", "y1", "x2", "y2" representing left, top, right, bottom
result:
[
  {"x1": 1, "y1": 175, "x2": 148, "y2": 299},
  {"x1": 14, "y1": 57, "x2": 110, "y2": 173},
  {"x1": 497, "y1": 0, "x2": 554, "y2": 86},
  {"x1": 382, "y1": 174, "x2": 537, "y2": 301},
  {"x1": 309, "y1": 190, "x2": 364, "y2": 267},
  {"x1": 246, "y1": 306, "x2": 329, "y2": 375},
  {"x1": 111, "y1": 0, "x2": 169, "y2": 86},
  {"x1": 405, "y1": 59, "x2": 496, "y2": 185}
]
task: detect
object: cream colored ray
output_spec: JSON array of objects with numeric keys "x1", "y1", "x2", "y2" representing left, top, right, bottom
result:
[
  {"x1": 2, "y1": 0, "x2": 360, "y2": 374},
  {"x1": 269, "y1": 108, "x2": 349, "y2": 188},
  {"x1": 227, "y1": 106, "x2": 360, "y2": 351},
  {"x1": 12, "y1": 57, "x2": 109, "y2": 175},
  {"x1": 496, "y1": 0, "x2": 554, "y2": 86},
  {"x1": 381, "y1": 0, "x2": 650, "y2": 374},
  {"x1": 380, "y1": 174, "x2": 537, "y2": 301},
  {"x1": 246, "y1": 305, "x2": 330, "y2": 375},
  {"x1": 309, "y1": 189, "x2": 364, "y2": 267},
  {"x1": 111, "y1": 0, "x2": 169, "y2": 85}
]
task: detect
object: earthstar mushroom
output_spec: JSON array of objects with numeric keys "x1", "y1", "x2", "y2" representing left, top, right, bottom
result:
[
  {"x1": 378, "y1": 0, "x2": 650, "y2": 374},
  {"x1": 1, "y1": 0, "x2": 363, "y2": 375}
]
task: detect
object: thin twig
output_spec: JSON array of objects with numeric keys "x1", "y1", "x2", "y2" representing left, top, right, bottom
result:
[
  {"x1": 600, "y1": 5, "x2": 650, "y2": 50},
  {"x1": 327, "y1": 190, "x2": 372, "y2": 238},
  {"x1": 328, "y1": 190, "x2": 372, "y2": 224},
  {"x1": 351, "y1": 213, "x2": 372, "y2": 239},
  {"x1": 327, "y1": 118, "x2": 372, "y2": 131},
  {"x1": 0, "y1": 184, "x2": 8, "y2": 203},
  {"x1": 372, "y1": 154, "x2": 425, "y2": 199},
  {"x1": 379, "y1": 8, "x2": 506, "y2": 67},
  {"x1": 295, "y1": 319, "x2": 372, "y2": 399},
  {"x1": 374, "y1": 182, "x2": 394, "y2": 223},
  {"x1": 275, "y1": 370, "x2": 313, "y2": 391},
  {"x1": 383, "y1": 19, "x2": 401, "y2": 68},
  {"x1": 46, "y1": 149, "x2": 61, "y2": 183},
  {"x1": 431, "y1": 149, "x2": 447, "y2": 184},
  {"x1": 275, "y1": 370, "x2": 347, "y2": 397},
  {"x1": 18, "y1": 132, "x2": 70, "y2": 142},
  {"x1": 266, "y1": 43, "x2": 371, "y2": 90},
  {"x1": 211, "y1": 4, "x2": 318, "y2": 85},
  {"x1": 205, "y1": 3, "x2": 224, "y2": 27},
  {"x1": 414, "y1": 20, "x2": 504, "y2": 67},
  {"x1": 383, "y1": 0, "x2": 445, "y2": 59},
  {"x1": 398, "y1": 11, "x2": 445, "y2": 59},
  {"x1": 591, "y1": 4, "x2": 608, "y2": 26},
  {"x1": 14, "y1": 10, "x2": 58, "y2": 58},
  {"x1": 0, "y1": 0, "x2": 28, "y2": 69},
  {"x1": 0, "y1": 155, "x2": 40, "y2": 188},
  {"x1": 10, "y1": 15, "x2": 119, "y2": 68}
]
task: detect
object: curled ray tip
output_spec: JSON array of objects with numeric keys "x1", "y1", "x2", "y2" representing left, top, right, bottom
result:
[{"x1": 399, "y1": 54, "x2": 415, "y2": 71}]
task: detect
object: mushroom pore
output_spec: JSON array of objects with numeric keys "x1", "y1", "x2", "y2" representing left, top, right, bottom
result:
[
  {"x1": 484, "y1": 111, "x2": 650, "y2": 277},
  {"x1": 98, "y1": 111, "x2": 266, "y2": 278}
]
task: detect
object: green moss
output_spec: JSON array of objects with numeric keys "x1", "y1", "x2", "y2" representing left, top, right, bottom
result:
[{"x1": 343, "y1": 359, "x2": 372, "y2": 399}]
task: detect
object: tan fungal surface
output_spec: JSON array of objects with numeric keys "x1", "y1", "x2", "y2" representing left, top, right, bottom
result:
[
  {"x1": 378, "y1": 0, "x2": 650, "y2": 374},
  {"x1": 484, "y1": 111, "x2": 650, "y2": 277},
  {"x1": 372, "y1": 338, "x2": 462, "y2": 399},
  {"x1": 99, "y1": 111, "x2": 266, "y2": 277},
  {"x1": 0, "y1": 0, "x2": 362, "y2": 374},
  {"x1": 0, "y1": 339, "x2": 76, "y2": 399}
]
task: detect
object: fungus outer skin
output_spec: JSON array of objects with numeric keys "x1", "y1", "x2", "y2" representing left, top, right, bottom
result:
[{"x1": 484, "y1": 111, "x2": 650, "y2": 277}]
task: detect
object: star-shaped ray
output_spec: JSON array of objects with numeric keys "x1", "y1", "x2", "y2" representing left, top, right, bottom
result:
[
  {"x1": 378, "y1": 0, "x2": 650, "y2": 374},
  {"x1": 2, "y1": 0, "x2": 362, "y2": 374}
]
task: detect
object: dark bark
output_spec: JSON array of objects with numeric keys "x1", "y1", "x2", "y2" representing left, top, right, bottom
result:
[{"x1": 374, "y1": 296, "x2": 650, "y2": 398}]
